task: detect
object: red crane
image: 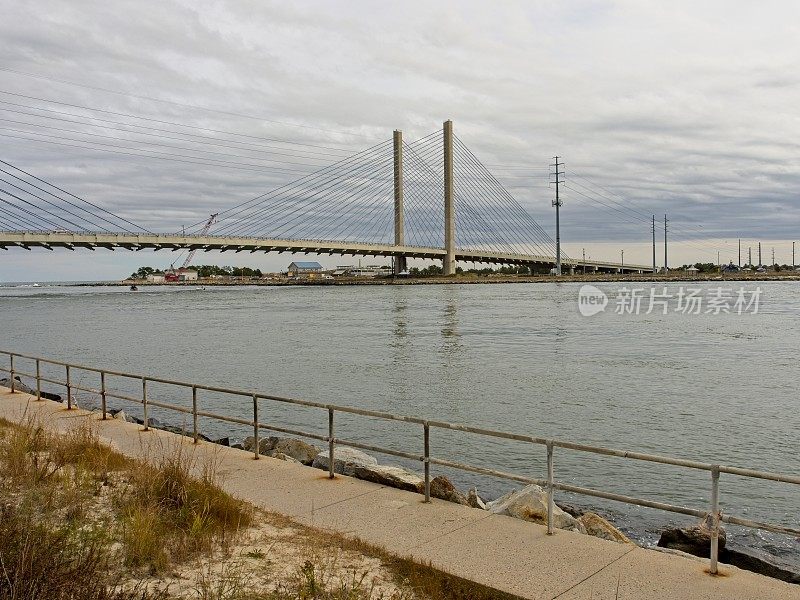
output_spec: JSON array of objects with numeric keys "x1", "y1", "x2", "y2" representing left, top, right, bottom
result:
[
  {"x1": 169, "y1": 213, "x2": 218, "y2": 273},
  {"x1": 179, "y1": 213, "x2": 218, "y2": 269}
]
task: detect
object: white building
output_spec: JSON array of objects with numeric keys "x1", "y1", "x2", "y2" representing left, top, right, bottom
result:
[
  {"x1": 287, "y1": 261, "x2": 323, "y2": 276},
  {"x1": 178, "y1": 268, "x2": 198, "y2": 281}
]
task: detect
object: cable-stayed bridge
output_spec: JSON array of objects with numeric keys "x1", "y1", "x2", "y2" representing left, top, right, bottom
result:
[{"x1": 0, "y1": 121, "x2": 650, "y2": 273}]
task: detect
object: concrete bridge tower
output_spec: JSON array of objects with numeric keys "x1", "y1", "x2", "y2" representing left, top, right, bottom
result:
[
  {"x1": 393, "y1": 129, "x2": 407, "y2": 275},
  {"x1": 443, "y1": 120, "x2": 456, "y2": 275}
]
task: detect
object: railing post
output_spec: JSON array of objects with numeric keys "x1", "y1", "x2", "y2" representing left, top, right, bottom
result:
[
  {"x1": 710, "y1": 466, "x2": 720, "y2": 575},
  {"x1": 424, "y1": 422, "x2": 431, "y2": 502},
  {"x1": 141, "y1": 377, "x2": 148, "y2": 431},
  {"x1": 252, "y1": 394, "x2": 259, "y2": 460},
  {"x1": 35, "y1": 359, "x2": 41, "y2": 401},
  {"x1": 9, "y1": 354, "x2": 15, "y2": 393},
  {"x1": 547, "y1": 441, "x2": 555, "y2": 535},
  {"x1": 66, "y1": 364, "x2": 72, "y2": 409},
  {"x1": 100, "y1": 371, "x2": 106, "y2": 418},
  {"x1": 192, "y1": 386, "x2": 198, "y2": 444},
  {"x1": 328, "y1": 407, "x2": 335, "y2": 479}
]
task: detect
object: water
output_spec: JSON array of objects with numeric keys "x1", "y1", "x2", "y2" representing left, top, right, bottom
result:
[{"x1": 1, "y1": 281, "x2": 798, "y2": 567}]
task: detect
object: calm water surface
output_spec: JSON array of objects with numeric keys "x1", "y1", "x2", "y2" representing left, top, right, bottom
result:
[{"x1": 1, "y1": 281, "x2": 798, "y2": 566}]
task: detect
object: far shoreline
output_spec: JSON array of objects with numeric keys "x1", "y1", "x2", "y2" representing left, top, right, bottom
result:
[{"x1": 78, "y1": 271, "x2": 800, "y2": 287}]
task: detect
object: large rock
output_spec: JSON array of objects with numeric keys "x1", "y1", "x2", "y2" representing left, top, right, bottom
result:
[
  {"x1": 486, "y1": 485, "x2": 584, "y2": 532},
  {"x1": 312, "y1": 446, "x2": 378, "y2": 475},
  {"x1": 657, "y1": 515, "x2": 726, "y2": 556},
  {"x1": 0, "y1": 377, "x2": 61, "y2": 401},
  {"x1": 350, "y1": 464, "x2": 424, "y2": 492},
  {"x1": 243, "y1": 436, "x2": 321, "y2": 465},
  {"x1": 722, "y1": 547, "x2": 800, "y2": 584},
  {"x1": 270, "y1": 438, "x2": 320, "y2": 465},
  {"x1": 467, "y1": 487, "x2": 486, "y2": 510},
  {"x1": 577, "y1": 512, "x2": 632, "y2": 544},
  {"x1": 272, "y1": 452, "x2": 301, "y2": 465},
  {"x1": 429, "y1": 476, "x2": 469, "y2": 505}
]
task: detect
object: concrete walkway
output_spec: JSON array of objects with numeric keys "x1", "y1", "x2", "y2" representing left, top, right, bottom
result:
[{"x1": 1, "y1": 388, "x2": 796, "y2": 600}]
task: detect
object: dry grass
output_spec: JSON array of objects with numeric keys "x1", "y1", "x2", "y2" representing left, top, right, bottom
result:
[
  {"x1": 0, "y1": 416, "x2": 520, "y2": 600},
  {"x1": 0, "y1": 416, "x2": 249, "y2": 597},
  {"x1": 284, "y1": 525, "x2": 522, "y2": 600},
  {"x1": 0, "y1": 418, "x2": 164, "y2": 600},
  {"x1": 117, "y1": 445, "x2": 252, "y2": 571}
]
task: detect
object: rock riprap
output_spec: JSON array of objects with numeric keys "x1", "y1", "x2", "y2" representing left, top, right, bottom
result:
[
  {"x1": 577, "y1": 512, "x2": 631, "y2": 544},
  {"x1": 311, "y1": 446, "x2": 378, "y2": 475},
  {"x1": 0, "y1": 377, "x2": 62, "y2": 401},
  {"x1": 657, "y1": 515, "x2": 726, "y2": 555},
  {"x1": 244, "y1": 436, "x2": 321, "y2": 465},
  {"x1": 351, "y1": 464, "x2": 424, "y2": 492},
  {"x1": 430, "y1": 475, "x2": 469, "y2": 505},
  {"x1": 486, "y1": 485, "x2": 585, "y2": 533},
  {"x1": 467, "y1": 487, "x2": 486, "y2": 509}
]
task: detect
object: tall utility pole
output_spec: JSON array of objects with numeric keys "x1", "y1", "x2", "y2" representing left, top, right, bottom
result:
[
  {"x1": 738, "y1": 239, "x2": 741, "y2": 268},
  {"x1": 758, "y1": 242, "x2": 762, "y2": 267},
  {"x1": 652, "y1": 215, "x2": 657, "y2": 274},
  {"x1": 772, "y1": 247, "x2": 775, "y2": 269},
  {"x1": 621, "y1": 249, "x2": 624, "y2": 272},
  {"x1": 551, "y1": 156, "x2": 564, "y2": 276},
  {"x1": 392, "y1": 130, "x2": 406, "y2": 275},
  {"x1": 793, "y1": 241, "x2": 796, "y2": 269},
  {"x1": 717, "y1": 251, "x2": 720, "y2": 270},
  {"x1": 582, "y1": 248, "x2": 586, "y2": 275},
  {"x1": 749, "y1": 247, "x2": 752, "y2": 268},
  {"x1": 442, "y1": 120, "x2": 456, "y2": 275},
  {"x1": 664, "y1": 214, "x2": 668, "y2": 273}
]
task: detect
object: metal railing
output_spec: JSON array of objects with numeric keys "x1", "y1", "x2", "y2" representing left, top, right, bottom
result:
[{"x1": 2, "y1": 349, "x2": 798, "y2": 576}]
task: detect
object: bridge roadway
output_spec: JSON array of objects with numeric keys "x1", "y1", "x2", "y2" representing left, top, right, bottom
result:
[{"x1": 0, "y1": 231, "x2": 651, "y2": 273}]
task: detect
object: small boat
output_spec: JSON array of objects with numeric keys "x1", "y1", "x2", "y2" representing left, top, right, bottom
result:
[
  {"x1": 32, "y1": 283, "x2": 40, "y2": 287},
  {"x1": 129, "y1": 284, "x2": 138, "y2": 291}
]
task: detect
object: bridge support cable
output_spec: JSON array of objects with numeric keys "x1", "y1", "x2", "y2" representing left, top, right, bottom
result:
[
  {"x1": 209, "y1": 140, "x2": 395, "y2": 241},
  {"x1": 0, "y1": 186, "x2": 99, "y2": 232},
  {"x1": 0, "y1": 159, "x2": 151, "y2": 234},
  {"x1": 406, "y1": 135, "x2": 512, "y2": 256},
  {"x1": 0, "y1": 202, "x2": 53, "y2": 230},
  {"x1": 0, "y1": 177, "x2": 118, "y2": 233},
  {"x1": 410, "y1": 131, "x2": 534, "y2": 258},
  {"x1": 0, "y1": 192, "x2": 70, "y2": 231},
  {"x1": 453, "y1": 140, "x2": 560, "y2": 258},
  {"x1": 406, "y1": 127, "x2": 564, "y2": 266},
  {"x1": 401, "y1": 148, "x2": 445, "y2": 248},
  {"x1": 451, "y1": 136, "x2": 567, "y2": 261},
  {"x1": 194, "y1": 139, "x2": 393, "y2": 234},
  {"x1": 404, "y1": 141, "x2": 509, "y2": 256},
  {"x1": 262, "y1": 148, "x2": 395, "y2": 243}
]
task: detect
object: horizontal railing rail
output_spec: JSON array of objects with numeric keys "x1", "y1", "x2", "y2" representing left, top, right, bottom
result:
[{"x1": 1, "y1": 349, "x2": 798, "y2": 576}]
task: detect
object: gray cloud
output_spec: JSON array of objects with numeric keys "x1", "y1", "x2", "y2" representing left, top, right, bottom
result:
[{"x1": 1, "y1": 0, "x2": 799, "y2": 280}]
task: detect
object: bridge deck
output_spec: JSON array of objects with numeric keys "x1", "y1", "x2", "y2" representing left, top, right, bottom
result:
[{"x1": 0, "y1": 231, "x2": 651, "y2": 272}]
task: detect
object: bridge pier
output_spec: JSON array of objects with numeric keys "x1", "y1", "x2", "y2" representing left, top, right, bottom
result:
[
  {"x1": 393, "y1": 129, "x2": 407, "y2": 275},
  {"x1": 443, "y1": 120, "x2": 456, "y2": 275}
]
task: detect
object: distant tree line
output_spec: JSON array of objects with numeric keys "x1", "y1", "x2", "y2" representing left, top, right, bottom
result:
[
  {"x1": 407, "y1": 264, "x2": 534, "y2": 277},
  {"x1": 130, "y1": 265, "x2": 263, "y2": 279},
  {"x1": 679, "y1": 262, "x2": 798, "y2": 273}
]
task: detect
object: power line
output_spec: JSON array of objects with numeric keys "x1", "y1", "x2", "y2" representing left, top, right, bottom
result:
[
  {"x1": 0, "y1": 68, "x2": 376, "y2": 139},
  {"x1": 0, "y1": 131, "x2": 316, "y2": 175},
  {"x1": 0, "y1": 101, "x2": 353, "y2": 157},
  {"x1": 0, "y1": 91, "x2": 358, "y2": 153}
]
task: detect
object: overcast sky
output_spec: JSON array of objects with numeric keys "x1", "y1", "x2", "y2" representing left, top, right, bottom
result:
[{"x1": 1, "y1": 0, "x2": 798, "y2": 281}]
